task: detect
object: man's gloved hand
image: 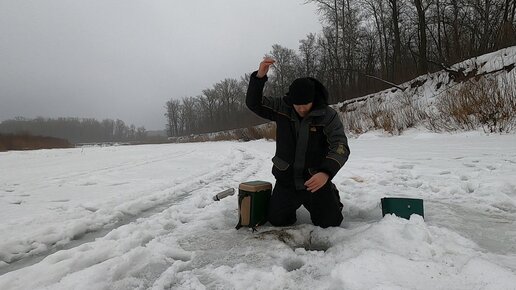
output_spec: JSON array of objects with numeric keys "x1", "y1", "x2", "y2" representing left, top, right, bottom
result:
[{"x1": 304, "y1": 172, "x2": 329, "y2": 192}]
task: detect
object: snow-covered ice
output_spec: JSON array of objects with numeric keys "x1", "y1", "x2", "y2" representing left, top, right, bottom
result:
[{"x1": 1, "y1": 131, "x2": 516, "y2": 289}]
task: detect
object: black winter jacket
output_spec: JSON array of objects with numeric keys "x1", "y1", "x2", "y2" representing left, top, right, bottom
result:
[{"x1": 246, "y1": 71, "x2": 350, "y2": 190}]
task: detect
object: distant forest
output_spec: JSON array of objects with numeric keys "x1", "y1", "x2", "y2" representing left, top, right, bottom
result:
[
  {"x1": 166, "y1": 0, "x2": 516, "y2": 137},
  {"x1": 0, "y1": 117, "x2": 147, "y2": 144}
]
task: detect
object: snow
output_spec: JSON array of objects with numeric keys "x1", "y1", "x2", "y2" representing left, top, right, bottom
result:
[{"x1": 1, "y1": 131, "x2": 516, "y2": 289}]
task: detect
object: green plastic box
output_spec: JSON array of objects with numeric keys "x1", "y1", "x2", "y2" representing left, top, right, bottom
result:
[
  {"x1": 381, "y1": 197, "x2": 424, "y2": 220},
  {"x1": 236, "y1": 181, "x2": 272, "y2": 230}
]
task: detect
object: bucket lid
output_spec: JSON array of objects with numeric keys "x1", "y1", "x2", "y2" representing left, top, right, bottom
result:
[{"x1": 239, "y1": 181, "x2": 272, "y2": 192}]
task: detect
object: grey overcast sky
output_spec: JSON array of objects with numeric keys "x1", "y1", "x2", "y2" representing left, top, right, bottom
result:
[{"x1": 0, "y1": 0, "x2": 322, "y2": 130}]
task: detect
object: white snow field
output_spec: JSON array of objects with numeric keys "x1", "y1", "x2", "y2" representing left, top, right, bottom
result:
[{"x1": 1, "y1": 131, "x2": 516, "y2": 289}]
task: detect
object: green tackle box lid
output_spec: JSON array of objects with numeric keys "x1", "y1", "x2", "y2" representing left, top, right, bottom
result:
[
  {"x1": 239, "y1": 181, "x2": 272, "y2": 192},
  {"x1": 381, "y1": 197, "x2": 424, "y2": 220}
]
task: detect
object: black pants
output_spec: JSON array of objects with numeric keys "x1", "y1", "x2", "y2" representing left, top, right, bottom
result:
[{"x1": 267, "y1": 181, "x2": 343, "y2": 228}]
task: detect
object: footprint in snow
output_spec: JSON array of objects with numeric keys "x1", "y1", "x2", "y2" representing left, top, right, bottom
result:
[
  {"x1": 501, "y1": 183, "x2": 516, "y2": 197},
  {"x1": 430, "y1": 185, "x2": 440, "y2": 193},
  {"x1": 282, "y1": 257, "x2": 305, "y2": 272},
  {"x1": 408, "y1": 181, "x2": 423, "y2": 188},
  {"x1": 82, "y1": 206, "x2": 98, "y2": 212},
  {"x1": 378, "y1": 180, "x2": 390, "y2": 186},
  {"x1": 491, "y1": 202, "x2": 516, "y2": 214},
  {"x1": 242, "y1": 153, "x2": 255, "y2": 160},
  {"x1": 463, "y1": 182, "x2": 478, "y2": 193},
  {"x1": 110, "y1": 182, "x2": 129, "y2": 186},
  {"x1": 350, "y1": 176, "x2": 365, "y2": 183},
  {"x1": 169, "y1": 251, "x2": 191, "y2": 262},
  {"x1": 486, "y1": 165, "x2": 497, "y2": 170},
  {"x1": 439, "y1": 170, "x2": 451, "y2": 175},
  {"x1": 463, "y1": 163, "x2": 476, "y2": 168},
  {"x1": 395, "y1": 164, "x2": 414, "y2": 170},
  {"x1": 50, "y1": 199, "x2": 70, "y2": 203},
  {"x1": 80, "y1": 182, "x2": 97, "y2": 186}
]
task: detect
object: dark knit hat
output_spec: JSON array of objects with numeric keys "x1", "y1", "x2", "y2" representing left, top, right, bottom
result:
[{"x1": 288, "y1": 77, "x2": 315, "y2": 105}]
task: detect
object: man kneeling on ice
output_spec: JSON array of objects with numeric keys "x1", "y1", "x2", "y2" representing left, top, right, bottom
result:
[{"x1": 246, "y1": 57, "x2": 350, "y2": 228}]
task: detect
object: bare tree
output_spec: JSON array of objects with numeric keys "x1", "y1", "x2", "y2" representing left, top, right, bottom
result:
[
  {"x1": 496, "y1": 0, "x2": 516, "y2": 48},
  {"x1": 136, "y1": 127, "x2": 147, "y2": 140},
  {"x1": 267, "y1": 44, "x2": 300, "y2": 97},
  {"x1": 215, "y1": 78, "x2": 242, "y2": 127},
  {"x1": 364, "y1": 0, "x2": 390, "y2": 78},
  {"x1": 199, "y1": 88, "x2": 220, "y2": 132},
  {"x1": 299, "y1": 33, "x2": 319, "y2": 77},
  {"x1": 165, "y1": 99, "x2": 181, "y2": 137},
  {"x1": 180, "y1": 97, "x2": 197, "y2": 135},
  {"x1": 413, "y1": 0, "x2": 429, "y2": 73},
  {"x1": 388, "y1": 0, "x2": 403, "y2": 81}
]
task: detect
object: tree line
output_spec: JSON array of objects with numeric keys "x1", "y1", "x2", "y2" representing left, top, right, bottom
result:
[
  {"x1": 166, "y1": 0, "x2": 515, "y2": 137},
  {"x1": 165, "y1": 76, "x2": 273, "y2": 137},
  {"x1": 0, "y1": 117, "x2": 147, "y2": 144},
  {"x1": 306, "y1": 0, "x2": 516, "y2": 101}
]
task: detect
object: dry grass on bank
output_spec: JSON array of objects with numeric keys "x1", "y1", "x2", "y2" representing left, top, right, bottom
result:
[
  {"x1": 427, "y1": 77, "x2": 516, "y2": 133},
  {"x1": 0, "y1": 133, "x2": 72, "y2": 152},
  {"x1": 341, "y1": 74, "x2": 516, "y2": 135},
  {"x1": 341, "y1": 91, "x2": 429, "y2": 135}
]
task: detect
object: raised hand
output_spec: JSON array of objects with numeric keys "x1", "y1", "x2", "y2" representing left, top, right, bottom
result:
[{"x1": 256, "y1": 57, "x2": 276, "y2": 78}]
